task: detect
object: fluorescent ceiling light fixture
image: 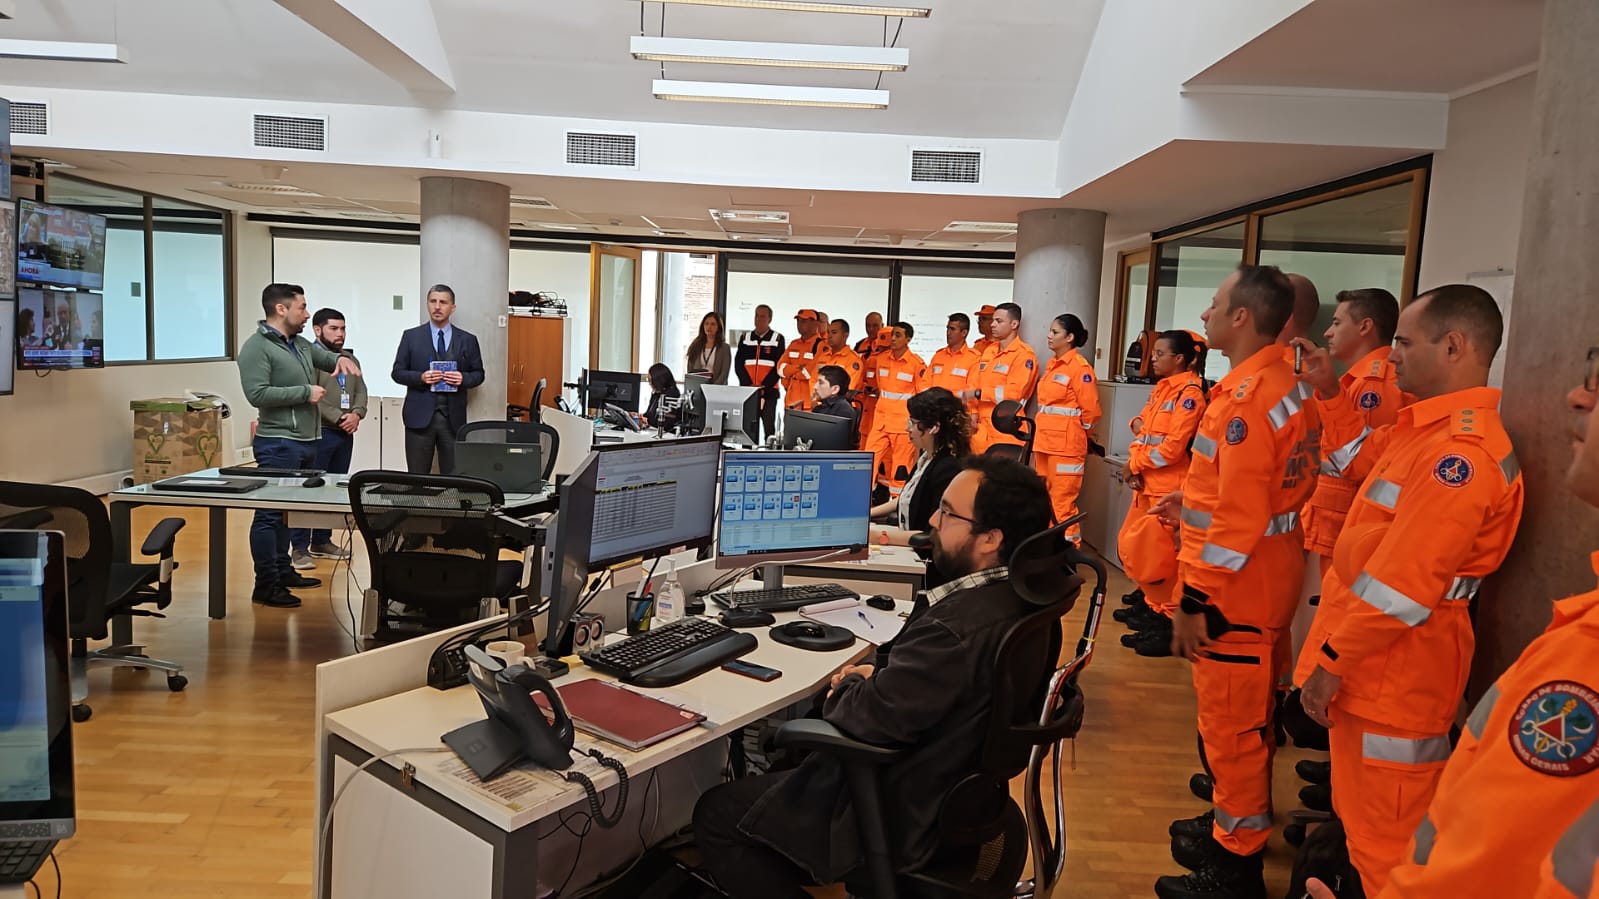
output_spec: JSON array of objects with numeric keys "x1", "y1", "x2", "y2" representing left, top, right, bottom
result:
[
  {"x1": 654, "y1": 79, "x2": 887, "y2": 109},
  {"x1": 943, "y1": 221, "x2": 1017, "y2": 233},
  {"x1": 710, "y1": 209, "x2": 790, "y2": 223},
  {"x1": 637, "y1": 0, "x2": 929, "y2": 16},
  {"x1": 631, "y1": 36, "x2": 907, "y2": 71},
  {"x1": 0, "y1": 39, "x2": 123, "y2": 62}
]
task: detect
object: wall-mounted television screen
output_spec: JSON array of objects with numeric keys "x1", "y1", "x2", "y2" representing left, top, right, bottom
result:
[
  {"x1": 17, "y1": 198, "x2": 106, "y2": 291},
  {"x1": 16, "y1": 287, "x2": 102, "y2": 370}
]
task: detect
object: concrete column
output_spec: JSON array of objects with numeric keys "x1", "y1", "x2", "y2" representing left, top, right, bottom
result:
[
  {"x1": 1476, "y1": 0, "x2": 1599, "y2": 691},
  {"x1": 1012, "y1": 208, "x2": 1108, "y2": 363},
  {"x1": 420, "y1": 176, "x2": 510, "y2": 425}
]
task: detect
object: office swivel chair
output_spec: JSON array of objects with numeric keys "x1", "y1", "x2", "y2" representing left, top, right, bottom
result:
[
  {"x1": 507, "y1": 378, "x2": 548, "y2": 423},
  {"x1": 457, "y1": 419, "x2": 560, "y2": 481},
  {"x1": 984, "y1": 400, "x2": 1037, "y2": 466},
  {"x1": 0, "y1": 481, "x2": 189, "y2": 722},
  {"x1": 774, "y1": 518, "x2": 1108, "y2": 899},
  {"x1": 348, "y1": 471, "x2": 530, "y2": 642}
]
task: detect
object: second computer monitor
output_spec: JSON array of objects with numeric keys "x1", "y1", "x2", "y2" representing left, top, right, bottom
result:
[
  {"x1": 699, "y1": 384, "x2": 761, "y2": 446},
  {"x1": 781, "y1": 409, "x2": 855, "y2": 451},
  {"x1": 586, "y1": 369, "x2": 641, "y2": 413},
  {"x1": 681, "y1": 372, "x2": 712, "y2": 432},
  {"x1": 716, "y1": 450, "x2": 873, "y2": 568}
]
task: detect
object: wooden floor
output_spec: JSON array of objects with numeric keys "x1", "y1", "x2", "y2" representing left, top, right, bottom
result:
[{"x1": 52, "y1": 506, "x2": 1313, "y2": 898}]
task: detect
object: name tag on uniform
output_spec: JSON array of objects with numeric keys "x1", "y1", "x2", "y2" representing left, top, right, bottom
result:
[
  {"x1": 995, "y1": 364, "x2": 1010, "y2": 373},
  {"x1": 896, "y1": 371, "x2": 914, "y2": 381},
  {"x1": 952, "y1": 368, "x2": 968, "y2": 377},
  {"x1": 803, "y1": 353, "x2": 814, "y2": 360},
  {"x1": 1053, "y1": 374, "x2": 1071, "y2": 385},
  {"x1": 933, "y1": 365, "x2": 944, "y2": 374}
]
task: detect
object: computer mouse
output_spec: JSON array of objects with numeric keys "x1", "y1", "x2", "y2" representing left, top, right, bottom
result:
[
  {"x1": 302, "y1": 476, "x2": 326, "y2": 488},
  {"x1": 865, "y1": 594, "x2": 896, "y2": 611},
  {"x1": 779, "y1": 620, "x2": 826, "y2": 639},
  {"x1": 720, "y1": 608, "x2": 776, "y2": 629}
]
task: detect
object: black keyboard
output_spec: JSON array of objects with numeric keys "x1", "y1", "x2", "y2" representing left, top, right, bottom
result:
[
  {"x1": 0, "y1": 839, "x2": 54, "y2": 884},
  {"x1": 217, "y1": 465, "x2": 325, "y2": 478},
  {"x1": 581, "y1": 617, "x2": 756, "y2": 688},
  {"x1": 709, "y1": 582, "x2": 858, "y2": 613}
]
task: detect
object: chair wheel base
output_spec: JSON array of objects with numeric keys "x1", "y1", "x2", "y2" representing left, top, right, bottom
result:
[
  {"x1": 71, "y1": 704, "x2": 92, "y2": 723},
  {"x1": 167, "y1": 675, "x2": 188, "y2": 692}
]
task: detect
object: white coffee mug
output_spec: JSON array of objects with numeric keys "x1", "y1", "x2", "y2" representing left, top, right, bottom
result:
[{"x1": 483, "y1": 639, "x2": 526, "y2": 668}]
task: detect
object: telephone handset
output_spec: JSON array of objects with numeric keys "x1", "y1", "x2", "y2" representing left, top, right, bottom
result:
[{"x1": 444, "y1": 644, "x2": 575, "y2": 780}]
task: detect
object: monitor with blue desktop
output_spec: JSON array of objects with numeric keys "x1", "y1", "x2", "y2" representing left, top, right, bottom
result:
[{"x1": 715, "y1": 450, "x2": 873, "y2": 568}]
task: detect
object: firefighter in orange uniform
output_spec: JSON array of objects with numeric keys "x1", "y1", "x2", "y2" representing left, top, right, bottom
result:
[
  {"x1": 857, "y1": 326, "x2": 891, "y2": 441},
  {"x1": 861, "y1": 322, "x2": 926, "y2": 497},
  {"x1": 778, "y1": 309, "x2": 824, "y2": 411},
  {"x1": 1115, "y1": 329, "x2": 1208, "y2": 658},
  {"x1": 853, "y1": 311, "x2": 883, "y2": 357},
  {"x1": 1292, "y1": 284, "x2": 1525, "y2": 897},
  {"x1": 927, "y1": 313, "x2": 980, "y2": 408},
  {"x1": 971, "y1": 304, "x2": 999, "y2": 358},
  {"x1": 814, "y1": 318, "x2": 863, "y2": 391},
  {"x1": 1032, "y1": 313, "x2": 1101, "y2": 542},
  {"x1": 1153, "y1": 266, "x2": 1320, "y2": 899},
  {"x1": 965, "y1": 302, "x2": 1038, "y2": 454},
  {"x1": 1304, "y1": 347, "x2": 1599, "y2": 899}
]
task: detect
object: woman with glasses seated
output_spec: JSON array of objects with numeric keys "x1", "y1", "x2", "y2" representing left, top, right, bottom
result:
[
  {"x1": 867, "y1": 387, "x2": 971, "y2": 548},
  {"x1": 643, "y1": 363, "x2": 682, "y2": 431}
]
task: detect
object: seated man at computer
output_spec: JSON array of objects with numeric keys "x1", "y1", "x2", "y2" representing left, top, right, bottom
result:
[
  {"x1": 810, "y1": 364, "x2": 859, "y2": 446},
  {"x1": 692, "y1": 455, "x2": 1054, "y2": 898}
]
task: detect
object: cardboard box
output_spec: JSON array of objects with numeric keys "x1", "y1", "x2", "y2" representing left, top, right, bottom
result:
[{"x1": 130, "y1": 397, "x2": 226, "y2": 484}]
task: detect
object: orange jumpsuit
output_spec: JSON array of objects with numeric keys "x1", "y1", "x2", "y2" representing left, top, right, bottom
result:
[
  {"x1": 813, "y1": 343, "x2": 864, "y2": 391},
  {"x1": 927, "y1": 344, "x2": 980, "y2": 411},
  {"x1": 1116, "y1": 370, "x2": 1206, "y2": 614},
  {"x1": 970, "y1": 339, "x2": 1039, "y2": 454},
  {"x1": 1177, "y1": 344, "x2": 1320, "y2": 857},
  {"x1": 856, "y1": 329, "x2": 892, "y2": 441},
  {"x1": 862, "y1": 349, "x2": 926, "y2": 496},
  {"x1": 1362, "y1": 551, "x2": 1599, "y2": 898},
  {"x1": 778, "y1": 335, "x2": 823, "y2": 410},
  {"x1": 1295, "y1": 385, "x2": 1524, "y2": 895},
  {"x1": 1303, "y1": 347, "x2": 1409, "y2": 558},
  {"x1": 1032, "y1": 349, "x2": 1101, "y2": 542},
  {"x1": 971, "y1": 335, "x2": 998, "y2": 358}
]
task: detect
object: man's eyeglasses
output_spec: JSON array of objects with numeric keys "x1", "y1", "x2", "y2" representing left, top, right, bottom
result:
[
  {"x1": 933, "y1": 502, "x2": 977, "y2": 528},
  {"x1": 1587, "y1": 347, "x2": 1599, "y2": 393}
]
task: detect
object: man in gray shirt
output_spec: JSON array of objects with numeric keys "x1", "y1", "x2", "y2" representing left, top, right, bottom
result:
[{"x1": 289, "y1": 307, "x2": 368, "y2": 570}]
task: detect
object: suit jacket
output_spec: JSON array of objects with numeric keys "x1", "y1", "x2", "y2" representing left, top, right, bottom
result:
[
  {"x1": 392, "y1": 324, "x2": 485, "y2": 430},
  {"x1": 739, "y1": 577, "x2": 1053, "y2": 882}
]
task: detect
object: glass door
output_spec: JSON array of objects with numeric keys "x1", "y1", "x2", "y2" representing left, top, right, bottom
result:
[
  {"x1": 589, "y1": 244, "x2": 641, "y2": 371},
  {"x1": 1111, "y1": 248, "x2": 1151, "y2": 376}
]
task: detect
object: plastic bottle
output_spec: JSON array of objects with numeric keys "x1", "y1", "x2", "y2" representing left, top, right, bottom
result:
[{"x1": 655, "y1": 560, "x2": 684, "y2": 623}]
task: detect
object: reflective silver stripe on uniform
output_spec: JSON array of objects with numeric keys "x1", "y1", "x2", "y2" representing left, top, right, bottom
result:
[
  {"x1": 1180, "y1": 507, "x2": 1212, "y2": 529},
  {"x1": 995, "y1": 364, "x2": 1010, "y2": 373},
  {"x1": 1552, "y1": 795, "x2": 1599, "y2": 898},
  {"x1": 1411, "y1": 813, "x2": 1437, "y2": 866},
  {"x1": 1200, "y1": 543, "x2": 1249, "y2": 571},
  {"x1": 1055, "y1": 462, "x2": 1085, "y2": 475},
  {"x1": 1445, "y1": 576, "x2": 1482, "y2": 600},
  {"x1": 1038, "y1": 405, "x2": 1082, "y2": 417},
  {"x1": 1149, "y1": 449, "x2": 1169, "y2": 468},
  {"x1": 1263, "y1": 512, "x2": 1300, "y2": 536},
  {"x1": 1366, "y1": 478, "x2": 1402, "y2": 509},
  {"x1": 1500, "y1": 453, "x2": 1521, "y2": 484},
  {"x1": 1322, "y1": 427, "x2": 1373, "y2": 476},
  {"x1": 1143, "y1": 435, "x2": 1167, "y2": 445},
  {"x1": 1363, "y1": 732, "x2": 1452, "y2": 765},
  {"x1": 1352, "y1": 572, "x2": 1431, "y2": 626},
  {"x1": 952, "y1": 368, "x2": 968, "y2": 376},
  {"x1": 1267, "y1": 382, "x2": 1314, "y2": 430},
  {"x1": 880, "y1": 391, "x2": 913, "y2": 401},
  {"x1": 1465, "y1": 683, "x2": 1500, "y2": 740},
  {"x1": 993, "y1": 387, "x2": 1004, "y2": 401},
  {"x1": 1213, "y1": 808, "x2": 1273, "y2": 834},
  {"x1": 1192, "y1": 433, "x2": 1218, "y2": 459},
  {"x1": 1160, "y1": 401, "x2": 1175, "y2": 411}
]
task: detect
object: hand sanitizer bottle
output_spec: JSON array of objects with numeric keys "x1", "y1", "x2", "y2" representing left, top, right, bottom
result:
[{"x1": 655, "y1": 561, "x2": 684, "y2": 623}]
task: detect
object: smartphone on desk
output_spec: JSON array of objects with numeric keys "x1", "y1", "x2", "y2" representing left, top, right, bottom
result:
[{"x1": 722, "y1": 659, "x2": 782, "y2": 682}]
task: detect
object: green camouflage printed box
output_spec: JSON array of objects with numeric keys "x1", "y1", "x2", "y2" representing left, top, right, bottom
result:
[{"x1": 130, "y1": 397, "x2": 225, "y2": 484}]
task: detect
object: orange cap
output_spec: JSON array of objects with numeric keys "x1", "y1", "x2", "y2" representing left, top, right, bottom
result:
[
  {"x1": 794, "y1": 309, "x2": 820, "y2": 321},
  {"x1": 975, "y1": 304, "x2": 998, "y2": 316},
  {"x1": 874, "y1": 326, "x2": 893, "y2": 348}
]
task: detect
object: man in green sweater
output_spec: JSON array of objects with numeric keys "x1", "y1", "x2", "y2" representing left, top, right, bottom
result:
[{"x1": 237, "y1": 284, "x2": 362, "y2": 609}]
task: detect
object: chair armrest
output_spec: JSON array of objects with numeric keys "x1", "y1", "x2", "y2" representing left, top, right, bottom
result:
[
  {"x1": 141, "y1": 517, "x2": 187, "y2": 557},
  {"x1": 773, "y1": 719, "x2": 904, "y2": 766}
]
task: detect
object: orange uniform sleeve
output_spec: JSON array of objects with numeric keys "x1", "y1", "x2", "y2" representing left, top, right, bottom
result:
[
  {"x1": 1318, "y1": 443, "x2": 1504, "y2": 678},
  {"x1": 1182, "y1": 402, "x2": 1277, "y2": 598},
  {"x1": 1130, "y1": 386, "x2": 1204, "y2": 476},
  {"x1": 1076, "y1": 365, "x2": 1102, "y2": 431},
  {"x1": 1317, "y1": 387, "x2": 1394, "y2": 484},
  {"x1": 1005, "y1": 351, "x2": 1039, "y2": 404}
]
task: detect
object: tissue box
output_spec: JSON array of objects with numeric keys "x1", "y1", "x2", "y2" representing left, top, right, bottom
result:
[{"x1": 130, "y1": 397, "x2": 226, "y2": 484}]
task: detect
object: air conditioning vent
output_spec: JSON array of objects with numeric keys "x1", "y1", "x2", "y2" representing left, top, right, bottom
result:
[
  {"x1": 253, "y1": 114, "x2": 327, "y2": 151},
  {"x1": 566, "y1": 132, "x2": 637, "y2": 168},
  {"x1": 910, "y1": 149, "x2": 981, "y2": 184},
  {"x1": 511, "y1": 195, "x2": 557, "y2": 209},
  {"x1": 10, "y1": 102, "x2": 47, "y2": 135}
]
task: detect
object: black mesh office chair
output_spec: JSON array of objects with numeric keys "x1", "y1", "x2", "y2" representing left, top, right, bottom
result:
[
  {"x1": 0, "y1": 481, "x2": 188, "y2": 722},
  {"x1": 774, "y1": 518, "x2": 1108, "y2": 899},
  {"x1": 984, "y1": 400, "x2": 1037, "y2": 467},
  {"x1": 457, "y1": 419, "x2": 559, "y2": 481},
  {"x1": 348, "y1": 471, "x2": 529, "y2": 642}
]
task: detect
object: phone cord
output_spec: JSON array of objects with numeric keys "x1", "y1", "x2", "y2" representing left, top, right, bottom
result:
[{"x1": 564, "y1": 749, "x2": 629, "y2": 828}]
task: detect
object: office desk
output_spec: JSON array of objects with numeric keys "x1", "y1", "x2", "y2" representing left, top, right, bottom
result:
[
  {"x1": 318, "y1": 611, "x2": 874, "y2": 899},
  {"x1": 107, "y1": 470, "x2": 556, "y2": 629},
  {"x1": 787, "y1": 544, "x2": 926, "y2": 595}
]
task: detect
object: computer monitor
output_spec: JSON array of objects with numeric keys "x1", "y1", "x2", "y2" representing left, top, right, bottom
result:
[
  {"x1": 681, "y1": 372, "x2": 712, "y2": 432},
  {"x1": 0, "y1": 530, "x2": 76, "y2": 883},
  {"x1": 699, "y1": 384, "x2": 760, "y2": 446},
  {"x1": 15, "y1": 287, "x2": 103, "y2": 370},
  {"x1": 781, "y1": 409, "x2": 855, "y2": 451},
  {"x1": 584, "y1": 368, "x2": 641, "y2": 414},
  {"x1": 715, "y1": 450, "x2": 873, "y2": 568},
  {"x1": 542, "y1": 435, "x2": 723, "y2": 657},
  {"x1": 17, "y1": 198, "x2": 106, "y2": 291}
]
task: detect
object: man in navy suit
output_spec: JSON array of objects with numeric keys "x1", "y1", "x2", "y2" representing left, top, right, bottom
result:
[{"x1": 392, "y1": 284, "x2": 485, "y2": 474}]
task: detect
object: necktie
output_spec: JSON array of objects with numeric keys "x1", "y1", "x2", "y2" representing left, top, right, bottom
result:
[{"x1": 436, "y1": 330, "x2": 446, "y2": 358}]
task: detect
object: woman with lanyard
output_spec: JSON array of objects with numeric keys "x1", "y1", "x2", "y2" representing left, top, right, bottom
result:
[
  {"x1": 685, "y1": 311, "x2": 731, "y2": 384},
  {"x1": 1114, "y1": 329, "x2": 1208, "y2": 657},
  {"x1": 1032, "y1": 313, "x2": 1101, "y2": 545},
  {"x1": 869, "y1": 387, "x2": 971, "y2": 554}
]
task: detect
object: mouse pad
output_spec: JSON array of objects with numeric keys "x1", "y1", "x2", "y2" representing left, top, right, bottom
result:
[{"x1": 768, "y1": 622, "x2": 855, "y2": 651}]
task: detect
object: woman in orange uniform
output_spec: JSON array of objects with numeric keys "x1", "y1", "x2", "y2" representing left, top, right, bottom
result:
[
  {"x1": 1115, "y1": 330, "x2": 1208, "y2": 656},
  {"x1": 1032, "y1": 313, "x2": 1101, "y2": 544}
]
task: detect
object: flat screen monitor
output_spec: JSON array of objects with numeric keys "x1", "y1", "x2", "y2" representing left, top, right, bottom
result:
[
  {"x1": 0, "y1": 530, "x2": 76, "y2": 843},
  {"x1": 585, "y1": 368, "x2": 641, "y2": 413},
  {"x1": 0, "y1": 299, "x2": 14, "y2": 396},
  {"x1": 16, "y1": 287, "x2": 103, "y2": 370},
  {"x1": 715, "y1": 450, "x2": 873, "y2": 568},
  {"x1": 781, "y1": 409, "x2": 855, "y2": 451},
  {"x1": 17, "y1": 198, "x2": 106, "y2": 291},
  {"x1": 699, "y1": 383, "x2": 760, "y2": 446},
  {"x1": 681, "y1": 372, "x2": 712, "y2": 432}
]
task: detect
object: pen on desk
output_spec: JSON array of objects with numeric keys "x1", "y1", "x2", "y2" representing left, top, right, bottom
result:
[{"x1": 857, "y1": 610, "x2": 874, "y2": 629}]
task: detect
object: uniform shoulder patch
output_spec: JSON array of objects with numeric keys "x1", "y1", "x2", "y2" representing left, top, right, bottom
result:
[
  {"x1": 1024, "y1": 358, "x2": 1034, "y2": 370},
  {"x1": 1510, "y1": 680, "x2": 1599, "y2": 776},
  {"x1": 1081, "y1": 372, "x2": 1093, "y2": 383},
  {"x1": 1433, "y1": 453, "x2": 1474, "y2": 488},
  {"x1": 1225, "y1": 417, "x2": 1248, "y2": 445},
  {"x1": 1358, "y1": 390, "x2": 1382, "y2": 410},
  {"x1": 1182, "y1": 397, "x2": 1198, "y2": 411}
]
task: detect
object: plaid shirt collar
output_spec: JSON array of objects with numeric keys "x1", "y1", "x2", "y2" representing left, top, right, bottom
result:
[{"x1": 923, "y1": 565, "x2": 1010, "y2": 607}]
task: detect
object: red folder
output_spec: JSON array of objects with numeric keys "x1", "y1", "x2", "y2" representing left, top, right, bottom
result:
[{"x1": 533, "y1": 679, "x2": 706, "y2": 750}]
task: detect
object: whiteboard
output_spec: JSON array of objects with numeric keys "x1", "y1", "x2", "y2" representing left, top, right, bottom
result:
[{"x1": 1466, "y1": 270, "x2": 1514, "y2": 389}]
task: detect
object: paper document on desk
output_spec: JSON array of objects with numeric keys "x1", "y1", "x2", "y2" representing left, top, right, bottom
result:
[
  {"x1": 801, "y1": 599, "x2": 905, "y2": 644},
  {"x1": 435, "y1": 752, "x2": 611, "y2": 812}
]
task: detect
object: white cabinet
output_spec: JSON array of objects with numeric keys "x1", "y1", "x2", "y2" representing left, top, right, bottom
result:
[
  {"x1": 1081, "y1": 453, "x2": 1136, "y2": 571},
  {"x1": 1091, "y1": 381, "x2": 1155, "y2": 459}
]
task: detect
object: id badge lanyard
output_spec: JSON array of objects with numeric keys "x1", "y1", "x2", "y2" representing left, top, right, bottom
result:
[{"x1": 337, "y1": 372, "x2": 351, "y2": 410}]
